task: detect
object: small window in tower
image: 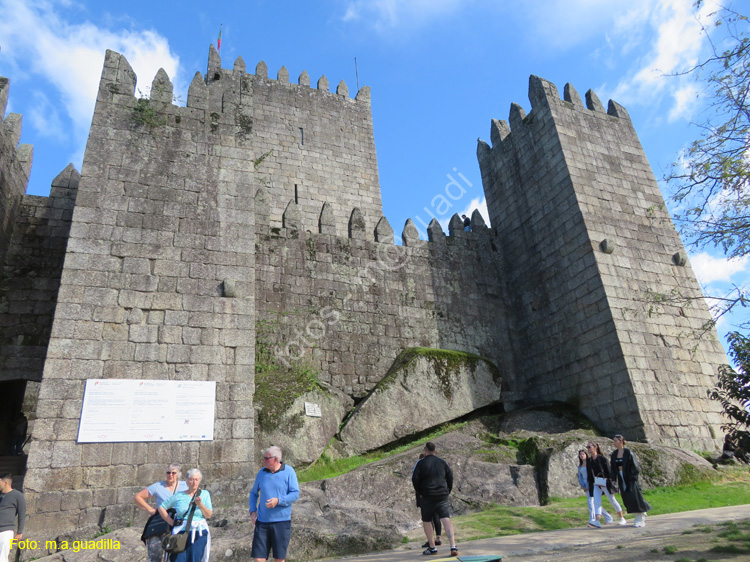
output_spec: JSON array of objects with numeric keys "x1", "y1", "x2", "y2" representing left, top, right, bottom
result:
[
  {"x1": 299, "y1": 127, "x2": 304, "y2": 145},
  {"x1": 294, "y1": 184, "x2": 299, "y2": 204}
]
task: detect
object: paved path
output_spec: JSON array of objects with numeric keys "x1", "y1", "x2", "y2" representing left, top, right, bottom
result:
[{"x1": 320, "y1": 504, "x2": 750, "y2": 561}]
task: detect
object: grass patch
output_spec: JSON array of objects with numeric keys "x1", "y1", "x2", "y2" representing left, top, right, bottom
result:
[
  {"x1": 456, "y1": 504, "x2": 585, "y2": 541},
  {"x1": 642, "y1": 476, "x2": 750, "y2": 515},
  {"x1": 298, "y1": 421, "x2": 470, "y2": 483},
  {"x1": 663, "y1": 545, "x2": 678, "y2": 554},
  {"x1": 449, "y1": 472, "x2": 750, "y2": 542},
  {"x1": 710, "y1": 543, "x2": 750, "y2": 553}
]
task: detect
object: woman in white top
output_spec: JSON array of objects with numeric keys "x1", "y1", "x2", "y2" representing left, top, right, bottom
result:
[{"x1": 577, "y1": 449, "x2": 613, "y2": 526}]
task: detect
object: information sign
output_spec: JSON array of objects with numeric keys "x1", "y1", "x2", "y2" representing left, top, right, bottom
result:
[{"x1": 77, "y1": 379, "x2": 216, "y2": 443}]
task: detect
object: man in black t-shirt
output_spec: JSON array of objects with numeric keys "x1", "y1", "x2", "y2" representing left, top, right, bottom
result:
[{"x1": 411, "y1": 442, "x2": 457, "y2": 556}]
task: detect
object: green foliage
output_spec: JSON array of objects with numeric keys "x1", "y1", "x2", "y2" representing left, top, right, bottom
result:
[
  {"x1": 667, "y1": 6, "x2": 750, "y2": 262},
  {"x1": 254, "y1": 317, "x2": 323, "y2": 433},
  {"x1": 709, "y1": 331, "x2": 750, "y2": 457},
  {"x1": 675, "y1": 462, "x2": 713, "y2": 485},
  {"x1": 663, "y1": 545, "x2": 678, "y2": 554},
  {"x1": 254, "y1": 319, "x2": 277, "y2": 374},
  {"x1": 254, "y1": 149, "x2": 274, "y2": 170},
  {"x1": 297, "y1": 420, "x2": 470, "y2": 483},
  {"x1": 132, "y1": 98, "x2": 167, "y2": 129},
  {"x1": 664, "y1": 4, "x2": 749, "y2": 334},
  {"x1": 93, "y1": 526, "x2": 112, "y2": 538},
  {"x1": 716, "y1": 520, "x2": 750, "y2": 552}
]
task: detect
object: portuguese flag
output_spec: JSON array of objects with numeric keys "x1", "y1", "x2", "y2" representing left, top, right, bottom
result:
[{"x1": 217, "y1": 25, "x2": 222, "y2": 54}]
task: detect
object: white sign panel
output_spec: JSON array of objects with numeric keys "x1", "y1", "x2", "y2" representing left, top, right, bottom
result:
[
  {"x1": 304, "y1": 402, "x2": 322, "y2": 417},
  {"x1": 77, "y1": 379, "x2": 216, "y2": 443}
]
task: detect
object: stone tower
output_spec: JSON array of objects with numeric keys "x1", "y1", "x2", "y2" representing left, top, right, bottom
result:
[{"x1": 477, "y1": 76, "x2": 726, "y2": 450}]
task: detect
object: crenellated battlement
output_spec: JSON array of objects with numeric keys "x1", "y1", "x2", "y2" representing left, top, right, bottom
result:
[
  {"x1": 92, "y1": 48, "x2": 382, "y2": 237},
  {"x1": 255, "y1": 187, "x2": 493, "y2": 251},
  {"x1": 0, "y1": 76, "x2": 35, "y2": 277},
  {"x1": 477, "y1": 76, "x2": 631, "y2": 159},
  {"x1": 0, "y1": 77, "x2": 34, "y2": 184},
  {"x1": 100, "y1": 46, "x2": 369, "y2": 117}
]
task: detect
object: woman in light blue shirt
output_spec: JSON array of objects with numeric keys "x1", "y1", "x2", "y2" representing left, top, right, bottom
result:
[{"x1": 159, "y1": 468, "x2": 213, "y2": 562}]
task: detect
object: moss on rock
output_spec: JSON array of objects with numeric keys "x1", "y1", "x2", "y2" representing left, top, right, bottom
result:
[{"x1": 376, "y1": 347, "x2": 500, "y2": 401}]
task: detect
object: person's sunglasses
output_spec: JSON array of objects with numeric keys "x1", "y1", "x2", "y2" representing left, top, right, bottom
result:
[{"x1": 166, "y1": 471, "x2": 178, "y2": 475}]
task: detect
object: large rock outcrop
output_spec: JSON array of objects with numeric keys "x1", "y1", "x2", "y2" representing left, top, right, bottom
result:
[
  {"x1": 255, "y1": 382, "x2": 353, "y2": 467},
  {"x1": 339, "y1": 348, "x2": 503, "y2": 453}
]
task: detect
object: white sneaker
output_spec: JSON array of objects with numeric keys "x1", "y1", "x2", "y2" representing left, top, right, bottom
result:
[
  {"x1": 618, "y1": 518, "x2": 627, "y2": 525},
  {"x1": 633, "y1": 513, "x2": 645, "y2": 527},
  {"x1": 588, "y1": 520, "x2": 602, "y2": 528}
]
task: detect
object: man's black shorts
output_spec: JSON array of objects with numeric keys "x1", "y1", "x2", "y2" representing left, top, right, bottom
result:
[{"x1": 420, "y1": 497, "x2": 451, "y2": 522}]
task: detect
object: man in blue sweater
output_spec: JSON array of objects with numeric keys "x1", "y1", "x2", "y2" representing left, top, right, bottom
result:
[{"x1": 249, "y1": 446, "x2": 300, "y2": 562}]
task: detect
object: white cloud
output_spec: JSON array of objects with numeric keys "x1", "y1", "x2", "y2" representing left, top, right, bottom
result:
[
  {"x1": 0, "y1": 0, "x2": 180, "y2": 164},
  {"x1": 340, "y1": 0, "x2": 468, "y2": 31},
  {"x1": 606, "y1": 0, "x2": 720, "y2": 120},
  {"x1": 691, "y1": 252, "x2": 749, "y2": 285}
]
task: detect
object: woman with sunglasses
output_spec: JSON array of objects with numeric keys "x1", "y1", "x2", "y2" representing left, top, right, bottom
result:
[
  {"x1": 135, "y1": 464, "x2": 188, "y2": 562},
  {"x1": 611, "y1": 434, "x2": 652, "y2": 527},
  {"x1": 585, "y1": 442, "x2": 626, "y2": 528}
]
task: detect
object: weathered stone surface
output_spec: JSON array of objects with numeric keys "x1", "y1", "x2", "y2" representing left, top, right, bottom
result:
[
  {"x1": 256, "y1": 383, "x2": 353, "y2": 466},
  {"x1": 339, "y1": 348, "x2": 503, "y2": 453}
]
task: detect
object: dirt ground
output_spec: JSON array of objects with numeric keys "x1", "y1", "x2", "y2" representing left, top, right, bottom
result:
[
  {"x1": 322, "y1": 508, "x2": 750, "y2": 562},
  {"x1": 502, "y1": 520, "x2": 750, "y2": 562}
]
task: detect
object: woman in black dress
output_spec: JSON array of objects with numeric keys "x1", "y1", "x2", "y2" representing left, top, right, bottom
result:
[{"x1": 611, "y1": 434, "x2": 652, "y2": 527}]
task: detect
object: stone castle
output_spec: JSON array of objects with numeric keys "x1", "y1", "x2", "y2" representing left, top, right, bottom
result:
[{"x1": 0, "y1": 45, "x2": 728, "y2": 538}]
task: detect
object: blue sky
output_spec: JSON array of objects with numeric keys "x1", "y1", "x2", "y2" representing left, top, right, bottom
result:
[{"x1": 0, "y1": 0, "x2": 747, "y2": 357}]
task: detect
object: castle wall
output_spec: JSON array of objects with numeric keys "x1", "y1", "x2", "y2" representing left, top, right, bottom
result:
[
  {"x1": 254, "y1": 214, "x2": 513, "y2": 400},
  {"x1": 478, "y1": 76, "x2": 725, "y2": 449},
  {"x1": 250, "y1": 71, "x2": 381, "y2": 234},
  {"x1": 23, "y1": 51, "x2": 257, "y2": 538},
  {"x1": 0, "y1": 166, "x2": 78, "y2": 384},
  {"x1": 204, "y1": 47, "x2": 382, "y2": 236}
]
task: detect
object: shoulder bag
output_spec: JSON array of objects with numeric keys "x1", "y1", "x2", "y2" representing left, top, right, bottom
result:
[
  {"x1": 162, "y1": 489, "x2": 201, "y2": 554},
  {"x1": 141, "y1": 482, "x2": 180, "y2": 543},
  {"x1": 141, "y1": 507, "x2": 176, "y2": 542}
]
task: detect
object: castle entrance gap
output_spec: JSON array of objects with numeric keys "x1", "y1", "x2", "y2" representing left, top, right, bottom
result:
[{"x1": 0, "y1": 379, "x2": 29, "y2": 483}]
